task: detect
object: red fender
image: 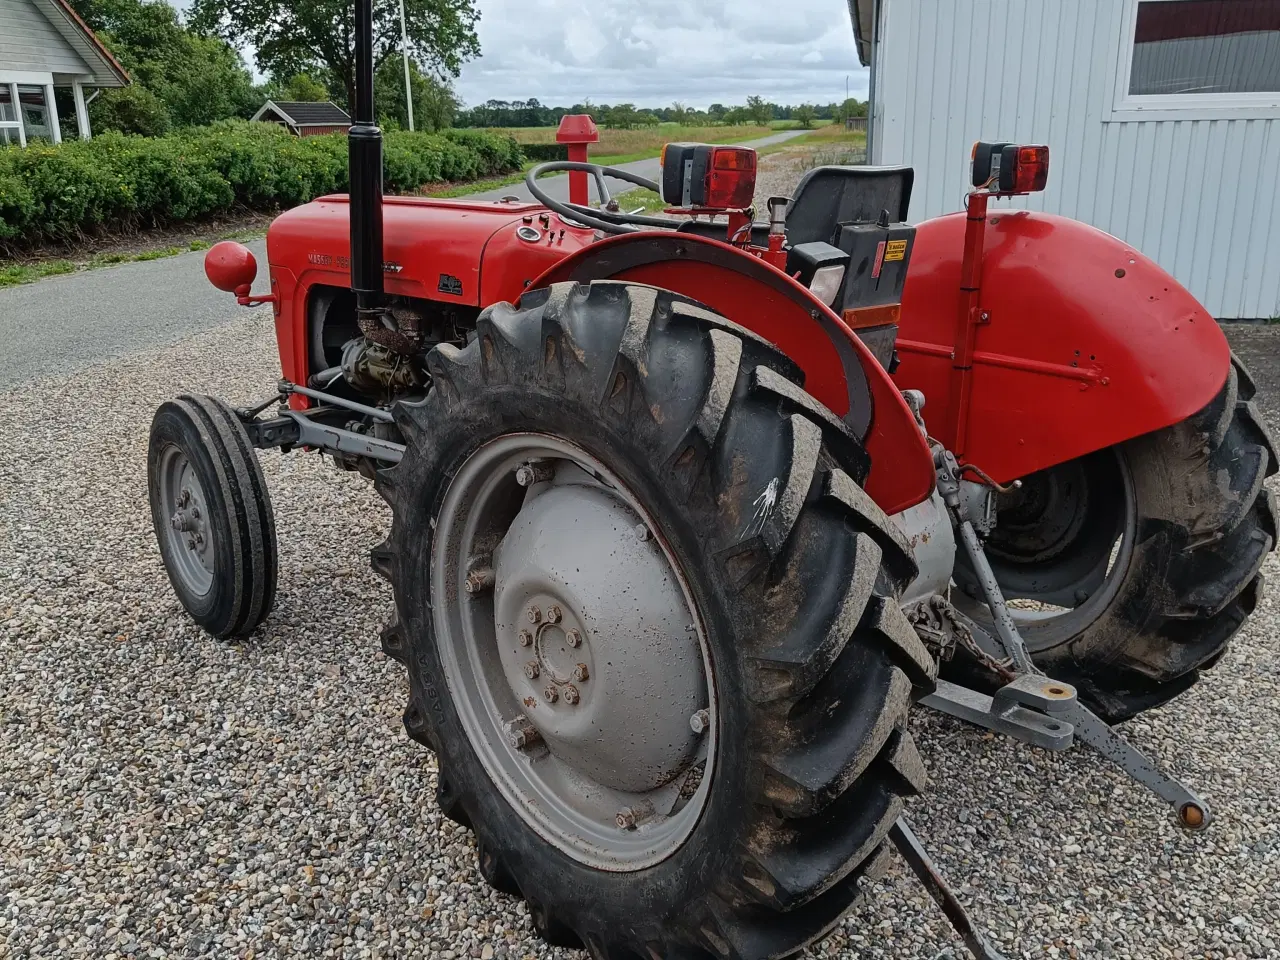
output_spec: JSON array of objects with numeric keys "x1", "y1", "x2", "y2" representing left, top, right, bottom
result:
[
  {"x1": 895, "y1": 210, "x2": 1231, "y2": 484},
  {"x1": 529, "y1": 232, "x2": 935, "y2": 515}
]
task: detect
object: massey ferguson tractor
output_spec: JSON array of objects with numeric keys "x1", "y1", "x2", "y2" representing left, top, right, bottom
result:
[{"x1": 147, "y1": 4, "x2": 1276, "y2": 956}]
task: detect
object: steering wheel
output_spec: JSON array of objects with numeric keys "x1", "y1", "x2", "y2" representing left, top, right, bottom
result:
[{"x1": 525, "y1": 161, "x2": 683, "y2": 235}]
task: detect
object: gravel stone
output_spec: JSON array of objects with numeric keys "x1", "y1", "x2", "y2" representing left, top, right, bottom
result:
[{"x1": 2, "y1": 211, "x2": 1279, "y2": 959}]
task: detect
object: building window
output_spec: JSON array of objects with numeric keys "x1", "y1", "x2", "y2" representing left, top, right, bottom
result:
[
  {"x1": 17, "y1": 86, "x2": 54, "y2": 141},
  {"x1": 1111, "y1": 0, "x2": 1280, "y2": 119},
  {"x1": 0, "y1": 86, "x2": 19, "y2": 146},
  {"x1": 1130, "y1": 0, "x2": 1280, "y2": 95}
]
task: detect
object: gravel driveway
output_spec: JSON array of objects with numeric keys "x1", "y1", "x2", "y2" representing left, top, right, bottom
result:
[{"x1": 2, "y1": 247, "x2": 1279, "y2": 957}]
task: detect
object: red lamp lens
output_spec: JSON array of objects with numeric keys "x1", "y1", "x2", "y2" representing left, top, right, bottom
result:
[
  {"x1": 1012, "y1": 145, "x2": 1049, "y2": 193},
  {"x1": 705, "y1": 147, "x2": 757, "y2": 208}
]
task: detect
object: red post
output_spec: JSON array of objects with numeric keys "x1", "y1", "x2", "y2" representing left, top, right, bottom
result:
[
  {"x1": 556, "y1": 114, "x2": 600, "y2": 207},
  {"x1": 946, "y1": 190, "x2": 990, "y2": 457}
]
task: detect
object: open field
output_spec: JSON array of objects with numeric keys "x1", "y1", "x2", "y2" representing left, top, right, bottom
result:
[{"x1": 486, "y1": 123, "x2": 775, "y2": 160}]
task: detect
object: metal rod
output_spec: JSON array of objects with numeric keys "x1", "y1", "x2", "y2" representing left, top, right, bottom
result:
[
  {"x1": 284, "y1": 382, "x2": 394, "y2": 422},
  {"x1": 399, "y1": 0, "x2": 414, "y2": 132},
  {"x1": 954, "y1": 517, "x2": 1034, "y2": 673},
  {"x1": 349, "y1": 0, "x2": 384, "y2": 312},
  {"x1": 1060, "y1": 701, "x2": 1211, "y2": 830},
  {"x1": 889, "y1": 818, "x2": 1008, "y2": 960}
]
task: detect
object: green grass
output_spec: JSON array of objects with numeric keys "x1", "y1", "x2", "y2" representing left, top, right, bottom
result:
[
  {"x1": 768, "y1": 118, "x2": 835, "y2": 130},
  {"x1": 0, "y1": 233, "x2": 257, "y2": 288}
]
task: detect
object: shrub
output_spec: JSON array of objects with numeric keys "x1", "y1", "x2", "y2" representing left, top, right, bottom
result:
[
  {"x1": 519, "y1": 143, "x2": 569, "y2": 163},
  {"x1": 0, "y1": 122, "x2": 523, "y2": 248}
]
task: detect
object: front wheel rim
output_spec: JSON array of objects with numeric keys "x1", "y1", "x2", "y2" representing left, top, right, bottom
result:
[
  {"x1": 157, "y1": 444, "x2": 215, "y2": 597},
  {"x1": 431, "y1": 433, "x2": 717, "y2": 872}
]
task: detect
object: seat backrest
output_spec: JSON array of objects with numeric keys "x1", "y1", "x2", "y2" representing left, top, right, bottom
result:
[{"x1": 784, "y1": 166, "x2": 915, "y2": 246}]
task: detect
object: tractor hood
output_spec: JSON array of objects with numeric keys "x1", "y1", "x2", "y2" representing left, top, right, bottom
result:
[{"x1": 266, "y1": 195, "x2": 596, "y2": 308}]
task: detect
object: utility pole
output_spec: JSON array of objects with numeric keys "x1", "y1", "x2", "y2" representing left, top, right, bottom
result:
[{"x1": 399, "y1": 0, "x2": 414, "y2": 132}]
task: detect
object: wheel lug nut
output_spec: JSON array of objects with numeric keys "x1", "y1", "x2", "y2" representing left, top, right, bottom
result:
[
  {"x1": 191, "y1": 507, "x2": 200, "y2": 520},
  {"x1": 464, "y1": 567, "x2": 494, "y2": 596},
  {"x1": 524, "y1": 661, "x2": 540, "y2": 680},
  {"x1": 690, "y1": 709, "x2": 711, "y2": 734},
  {"x1": 517, "y1": 629, "x2": 533, "y2": 647},
  {"x1": 515, "y1": 461, "x2": 555, "y2": 487},
  {"x1": 504, "y1": 715, "x2": 541, "y2": 750},
  {"x1": 527, "y1": 606, "x2": 542, "y2": 625},
  {"x1": 546, "y1": 605, "x2": 562, "y2": 624},
  {"x1": 615, "y1": 801, "x2": 654, "y2": 830},
  {"x1": 635, "y1": 523, "x2": 651, "y2": 542},
  {"x1": 563, "y1": 684, "x2": 580, "y2": 705},
  {"x1": 542, "y1": 686, "x2": 558, "y2": 703},
  {"x1": 567, "y1": 629, "x2": 582, "y2": 648},
  {"x1": 572, "y1": 663, "x2": 589, "y2": 683}
]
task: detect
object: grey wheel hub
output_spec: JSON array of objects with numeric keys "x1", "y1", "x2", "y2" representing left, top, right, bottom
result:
[
  {"x1": 494, "y1": 484, "x2": 705, "y2": 794},
  {"x1": 431, "y1": 434, "x2": 716, "y2": 871},
  {"x1": 157, "y1": 445, "x2": 214, "y2": 595}
]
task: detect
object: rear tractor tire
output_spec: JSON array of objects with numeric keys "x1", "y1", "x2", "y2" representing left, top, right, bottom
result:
[
  {"x1": 955, "y1": 356, "x2": 1277, "y2": 722},
  {"x1": 148, "y1": 394, "x2": 278, "y2": 639},
  {"x1": 373, "y1": 281, "x2": 937, "y2": 958}
]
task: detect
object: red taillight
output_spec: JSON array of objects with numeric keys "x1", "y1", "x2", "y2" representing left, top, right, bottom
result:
[
  {"x1": 705, "y1": 147, "x2": 757, "y2": 209},
  {"x1": 1010, "y1": 145, "x2": 1049, "y2": 193}
]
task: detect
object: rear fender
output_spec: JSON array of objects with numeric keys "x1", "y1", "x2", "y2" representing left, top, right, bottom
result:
[
  {"x1": 896, "y1": 210, "x2": 1231, "y2": 483},
  {"x1": 531, "y1": 233, "x2": 935, "y2": 515}
]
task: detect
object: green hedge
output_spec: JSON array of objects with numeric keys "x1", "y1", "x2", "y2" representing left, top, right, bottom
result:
[
  {"x1": 0, "y1": 121, "x2": 523, "y2": 247},
  {"x1": 520, "y1": 143, "x2": 570, "y2": 163}
]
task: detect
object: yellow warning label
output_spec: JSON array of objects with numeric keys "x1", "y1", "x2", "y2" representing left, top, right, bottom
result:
[{"x1": 884, "y1": 239, "x2": 908, "y2": 261}]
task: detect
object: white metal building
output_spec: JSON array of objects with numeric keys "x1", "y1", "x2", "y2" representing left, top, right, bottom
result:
[
  {"x1": 850, "y1": 0, "x2": 1280, "y2": 319},
  {"x1": 0, "y1": 0, "x2": 129, "y2": 145}
]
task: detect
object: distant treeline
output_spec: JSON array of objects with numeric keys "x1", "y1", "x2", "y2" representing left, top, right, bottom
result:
[{"x1": 454, "y1": 98, "x2": 869, "y2": 130}]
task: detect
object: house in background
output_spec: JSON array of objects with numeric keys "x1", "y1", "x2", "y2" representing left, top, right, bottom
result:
[
  {"x1": 851, "y1": 0, "x2": 1280, "y2": 319},
  {"x1": 0, "y1": 0, "x2": 129, "y2": 145},
  {"x1": 252, "y1": 100, "x2": 351, "y2": 137}
]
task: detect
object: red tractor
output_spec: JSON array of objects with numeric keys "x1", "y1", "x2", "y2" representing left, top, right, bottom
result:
[{"x1": 148, "y1": 6, "x2": 1276, "y2": 957}]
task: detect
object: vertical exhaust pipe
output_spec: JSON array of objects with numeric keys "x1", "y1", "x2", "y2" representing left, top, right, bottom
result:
[{"x1": 349, "y1": 0, "x2": 384, "y2": 313}]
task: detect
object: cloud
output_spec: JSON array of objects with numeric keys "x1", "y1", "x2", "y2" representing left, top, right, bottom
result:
[{"x1": 455, "y1": 0, "x2": 869, "y2": 108}]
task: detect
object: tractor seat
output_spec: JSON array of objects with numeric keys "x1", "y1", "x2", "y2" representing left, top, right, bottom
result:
[
  {"x1": 673, "y1": 165, "x2": 915, "y2": 248},
  {"x1": 784, "y1": 165, "x2": 915, "y2": 246}
]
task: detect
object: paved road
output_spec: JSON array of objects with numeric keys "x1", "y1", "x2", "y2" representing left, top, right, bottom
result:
[{"x1": 0, "y1": 130, "x2": 808, "y2": 389}]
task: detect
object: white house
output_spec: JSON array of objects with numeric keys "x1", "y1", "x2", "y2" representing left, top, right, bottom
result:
[
  {"x1": 0, "y1": 0, "x2": 129, "y2": 146},
  {"x1": 851, "y1": 0, "x2": 1280, "y2": 319}
]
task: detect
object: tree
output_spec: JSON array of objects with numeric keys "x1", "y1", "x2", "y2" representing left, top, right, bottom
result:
[
  {"x1": 282, "y1": 72, "x2": 329, "y2": 101},
  {"x1": 745, "y1": 95, "x2": 771, "y2": 126},
  {"x1": 374, "y1": 56, "x2": 458, "y2": 131},
  {"x1": 89, "y1": 83, "x2": 172, "y2": 136},
  {"x1": 794, "y1": 104, "x2": 817, "y2": 129},
  {"x1": 670, "y1": 101, "x2": 689, "y2": 125},
  {"x1": 68, "y1": 0, "x2": 258, "y2": 130},
  {"x1": 192, "y1": 0, "x2": 479, "y2": 112},
  {"x1": 837, "y1": 97, "x2": 868, "y2": 122}
]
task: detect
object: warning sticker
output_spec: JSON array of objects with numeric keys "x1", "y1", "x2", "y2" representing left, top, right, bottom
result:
[{"x1": 884, "y1": 239, "x2": 908, "y2": 261}]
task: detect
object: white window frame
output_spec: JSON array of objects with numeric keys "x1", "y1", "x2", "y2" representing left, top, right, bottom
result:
[{"x1": 1107, "y1": 0, "x2": 1280, "y2": 122}]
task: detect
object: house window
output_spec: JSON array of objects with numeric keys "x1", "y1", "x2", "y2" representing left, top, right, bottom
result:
[
  {"x1": 0, "y1": 86, "x2": 19, "y2": 146},
  {"x1": 1111, "y1": 0, "x2": 1280, "y2": 119},
  {"x1": 1130, "y1": 0, "x2": 1280, "y2": 95},
  {"x1": 17, "y1": 86, "x2": 54, "y2": 141}
]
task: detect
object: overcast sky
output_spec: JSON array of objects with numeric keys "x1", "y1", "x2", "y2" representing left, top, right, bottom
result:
[{"x1": 453, "y1": 0, "x2": 869, "y2": 109}]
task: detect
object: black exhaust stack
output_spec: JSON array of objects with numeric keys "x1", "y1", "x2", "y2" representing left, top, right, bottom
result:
[{"x1": 349, "y1": 0, "x2": 383, "y2": 315}]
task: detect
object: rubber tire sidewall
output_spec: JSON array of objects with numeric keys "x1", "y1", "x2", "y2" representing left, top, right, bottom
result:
[
  {"x1": 397, "y1": 387, "x2": 757, "y2": 943},
  {"x1": 148, "y1": 405, "x2": 244, "y2": 635}
]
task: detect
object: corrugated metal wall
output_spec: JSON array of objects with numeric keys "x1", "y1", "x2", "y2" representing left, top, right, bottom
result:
[{"x1": 872, "y1": 0, "x2": 1280, "y2": 319}]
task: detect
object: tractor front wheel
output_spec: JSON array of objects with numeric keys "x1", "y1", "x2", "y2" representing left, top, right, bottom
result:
[
  {"x1": 148, "y1": 394, "x2": 278, "y2": 638},
  {"x1": 955, "y1": 358, "x2": 1277, "y2": 722},
  {"x1": 374, "y1": 281, "x2": 936, "y2": 958}
]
